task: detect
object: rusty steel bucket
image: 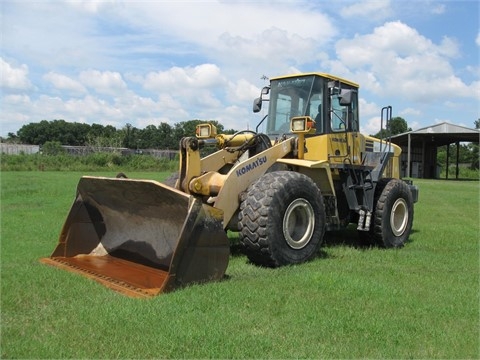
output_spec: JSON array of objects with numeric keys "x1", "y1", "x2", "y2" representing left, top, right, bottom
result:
[{"x1": 40, "y1": 176, "x2": 230, "y2": 297}]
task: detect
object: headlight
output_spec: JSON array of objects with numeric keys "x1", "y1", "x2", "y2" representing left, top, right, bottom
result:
[
  {"x1": 196, "y1": 124, "x2": 217, "y2": 138},
  {"x1": 292, "y1": 118, "x2": 306, "y2": 131},
  {"x1": 290, "y1": 116, "x2": 316, "y2": 134}
]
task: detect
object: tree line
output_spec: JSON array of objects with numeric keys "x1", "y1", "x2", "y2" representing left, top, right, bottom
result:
[
  {"x1": 4, "y1": 119, "x2": 236, "y2": 150},
  {"x1": 3, "y1": 117, "x2": 478, "y2": 169},
  {"x1": 3, "y1": 116, "x2": 412, "y2": 148}
]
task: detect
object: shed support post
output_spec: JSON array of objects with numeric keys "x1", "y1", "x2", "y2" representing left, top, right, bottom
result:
[
  {"x1": 407, "y1": 133, "x2": 411, "y2": 177},
  {"x1": 456, "y1": 141, "x2": 460, "y2": 179},
  {"x1": 446, "y1": 144, "x2": 450, "y2": 179}
]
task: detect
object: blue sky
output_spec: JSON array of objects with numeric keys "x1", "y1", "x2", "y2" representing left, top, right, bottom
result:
[{"x1": 1, "y1": 0, "x2": 479, "y2": 137}]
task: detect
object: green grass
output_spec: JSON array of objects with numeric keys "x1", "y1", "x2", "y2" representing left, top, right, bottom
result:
[
  {"x1": 1, "y1": 172, "x2": 479, "y2": 359},
  {"x1": 0, "y1": 153, "x2": 178, "y2": 172}
]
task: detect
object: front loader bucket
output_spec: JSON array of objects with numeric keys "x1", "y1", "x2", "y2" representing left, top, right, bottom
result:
[{"x1": 40, "y1": 176, "x2": 230, "y2": 298}]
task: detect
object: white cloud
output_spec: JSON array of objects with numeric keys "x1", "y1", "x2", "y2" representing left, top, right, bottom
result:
[
  {"x1": 340, "y1": 0, "x2": 392, "y2": 20},
  {"x1": 142, "y1": 64, "x2": 227, "y2": 112},
  {"x1": 359, "y1": 98, "x2": 380, "y2": 118},
  {"x1": 65, "y1": 0, "x2": 117, "y2": 13},
  {"x1": 128, "y1": 1, "x2": 337, "y2": 46},
  {"x1": 2, "y1": 2, "x2": 104, "y2": 70},
  {"x1": 3, "y1": 94, "x2": 31, "y2": 106},
  {"x1": 121, "y1": 1, "x2": 337, "y2": 76},
  {"x1": 0, "y1": 58, "x2": 32, "y2": 90},
  {"x1": 438, "y1": 36, "x2": 460, "y2": 58},
  {"x1": 226, "y1": 79, "x2": 260, "y2": 104},
  {"x1": 143, "y1": 64, "x2": 225, "y2": 92},
  {"x1": 1, "y1": 95, "x2": 32, "y2": 130},
  {"x1": 44, "y1": 72, "x2": 86, "y2": 94},
  {"x1": 342, "y1": 21, "x2": 437, "y2": 59},
  {"x1": 1, "y1": 1, "x2": 478, "y2": 137},
  {"x1": 79, "y1": 70, "x2": 127, "y2": 96},
  {"x1": 358, "y1": 98, "x2": 382, "y2": 135},
  {"x1": 335, "y1": 21, "x2": 476, "y2": 102},
  {"x1": 400, "y1": 107, "x2": 421, "y2": 117},
  {"x1": 215, "y1": 27, "x2": 324, "y2": 73},
  {"x1": 361, "y1": 116, "x2": 381, "y2": 136}
]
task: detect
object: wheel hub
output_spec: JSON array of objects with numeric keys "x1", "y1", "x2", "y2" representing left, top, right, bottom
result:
[
  {"x1": 283, "y1": 198, "x2": 315, "y2": 249},
  {"x1": 390, "y1": 198, "x2": 408, "y2": 237}
]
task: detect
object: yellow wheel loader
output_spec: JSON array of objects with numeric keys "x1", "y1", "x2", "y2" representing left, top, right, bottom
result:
[{"x1": 41, "y1": 72, "x2": 419, "y2": 297}]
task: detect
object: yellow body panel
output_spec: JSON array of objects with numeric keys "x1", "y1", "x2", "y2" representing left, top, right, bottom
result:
[
  {"x1": 276, "y1": 158, "x2": 335, "y2": 196},
  {"x1": 303, "y1": 133, "x2": 401, "y2": 179}
]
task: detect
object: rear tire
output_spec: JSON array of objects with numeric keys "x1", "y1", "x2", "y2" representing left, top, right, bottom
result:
[
  {"x1": 360, "y1": 178, "x2": 414, "y2": 248},
  {"x1": 238, "y1": 171, "x2": 326, "y2": 267}
]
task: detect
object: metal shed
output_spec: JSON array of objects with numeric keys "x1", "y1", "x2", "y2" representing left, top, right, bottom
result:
[{"x1": 390, "y1": 122, "x2": 479, "y2": 179}]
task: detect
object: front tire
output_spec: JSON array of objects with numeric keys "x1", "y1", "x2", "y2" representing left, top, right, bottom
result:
[{"x1": 238, "y1": 171, "x2": 326, "y2": 267}]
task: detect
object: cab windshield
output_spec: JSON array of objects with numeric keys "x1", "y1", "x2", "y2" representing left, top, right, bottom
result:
[{"x1": 266, "y1": 75, "x2": 324, "y2": 136}]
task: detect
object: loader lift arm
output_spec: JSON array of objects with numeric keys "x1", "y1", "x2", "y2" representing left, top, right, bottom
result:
[{"x1": 177, "y1": 124, "x2": 298, "y2": 229}]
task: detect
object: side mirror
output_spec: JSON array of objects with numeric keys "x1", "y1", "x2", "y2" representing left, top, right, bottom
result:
[
  {"x1": 253, "y1": 86, "x2": 270, "y2": 113},
  {"x1": 339, "y1": 89, "x2": 354, "y2": 106},
  {"x1": 253, "y1": 97, "x2": 262, "y2": 113}
]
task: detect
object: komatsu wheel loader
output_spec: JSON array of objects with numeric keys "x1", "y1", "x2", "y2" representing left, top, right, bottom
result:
[{"x1": 41, "y1": 72, "x2": 419, "y2": 297}]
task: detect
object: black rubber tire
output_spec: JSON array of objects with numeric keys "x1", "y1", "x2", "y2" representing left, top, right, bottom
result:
[
  {"x1": 361, "y1": 178, "x2": 414, "y2": 248},
  {"x1": 238, "y1": 171, "x2": 326, "y2": 267}
]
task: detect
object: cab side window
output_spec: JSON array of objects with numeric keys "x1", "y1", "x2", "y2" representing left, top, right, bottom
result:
[
  {"x1": 330, "y1": 95, "x2": 346, "y2": 132},
  {"x1": 349, "y1": 91, "x2": 359, "y2": 132},
  {"x1": 330, "y1": 87, "x2": 359, "y2": 132}
]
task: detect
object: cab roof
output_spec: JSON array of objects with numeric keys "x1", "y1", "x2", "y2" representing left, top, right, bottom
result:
[{"x1": 270, "y1": 72, "x2": 360, "y2": 88}]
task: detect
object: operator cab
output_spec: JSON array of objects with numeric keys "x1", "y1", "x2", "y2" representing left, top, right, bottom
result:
[{"x1": 253, "y1": 73, "x2": 359, "y2": 139}]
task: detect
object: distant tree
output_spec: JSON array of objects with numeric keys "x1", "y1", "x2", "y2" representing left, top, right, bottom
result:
[
  {"x1": 66, "y1": 121, "x2": 90, "y2": 145},
  {"x1": 86, "y1": 131, "x2": 123, "y2": 149},
  {"x1": 5, "y1": 133, "x2": 19, "y2": 143},
  {"x1": 17, "y1": 120, "x2": 47, "y2": 144},
  {"x1": 139, "y1": 122, "x2": 177, "y2": 149},
  {"x1": 13, "y1": 119, "x2": 237, "y2": 149},
  {"x1": 136, "y1": 125, "x2": 154, "y2": 149},
  {"x1": 372, "y1": 117, "x2": 411, "y2": 138},
  {"x1": 134, "y1": 120, "x2": 231, "y2": 150},
  {"x1": 389, "y1": 117, "x2": 411, "y2": 135},
  {"x1": 121, "y1": 123, "x2": 140, "y2": 148},
  {"x1": 223, "y1": 128, "x2": 237, "y2": 134},
  {"x1": 438, "y1": 143, "x2": 478, "y2": 169},
  {"x1": 89, "y1": 123, "x2": 116, "y2": 139},
  {"x1": 467, "y1": 142, "x2": 479, "y2": 169},
  {"x1": 17, "y1": 119, "x2": 90, "y2": 145},
  {"x1": 158, "y1": 122, "x2": 175, "y2": 148}
]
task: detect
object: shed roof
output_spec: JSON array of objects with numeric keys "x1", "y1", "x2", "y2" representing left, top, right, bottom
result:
[{"x1": 390, "y1": 122, "x2": 479, "y2": 146}]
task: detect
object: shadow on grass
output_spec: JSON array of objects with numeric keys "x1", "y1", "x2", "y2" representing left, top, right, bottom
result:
[
  {"x1": 323, "y1": 225, "x2": 418, "y2": 251},
  {"x1": 227, "y1": 225, "x2": 418, "y2": 266}
]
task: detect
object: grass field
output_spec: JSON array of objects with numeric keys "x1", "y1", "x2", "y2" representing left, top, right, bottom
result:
[{"x1": 1, "y1": 171, "x2": 479, "y2": 359}]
